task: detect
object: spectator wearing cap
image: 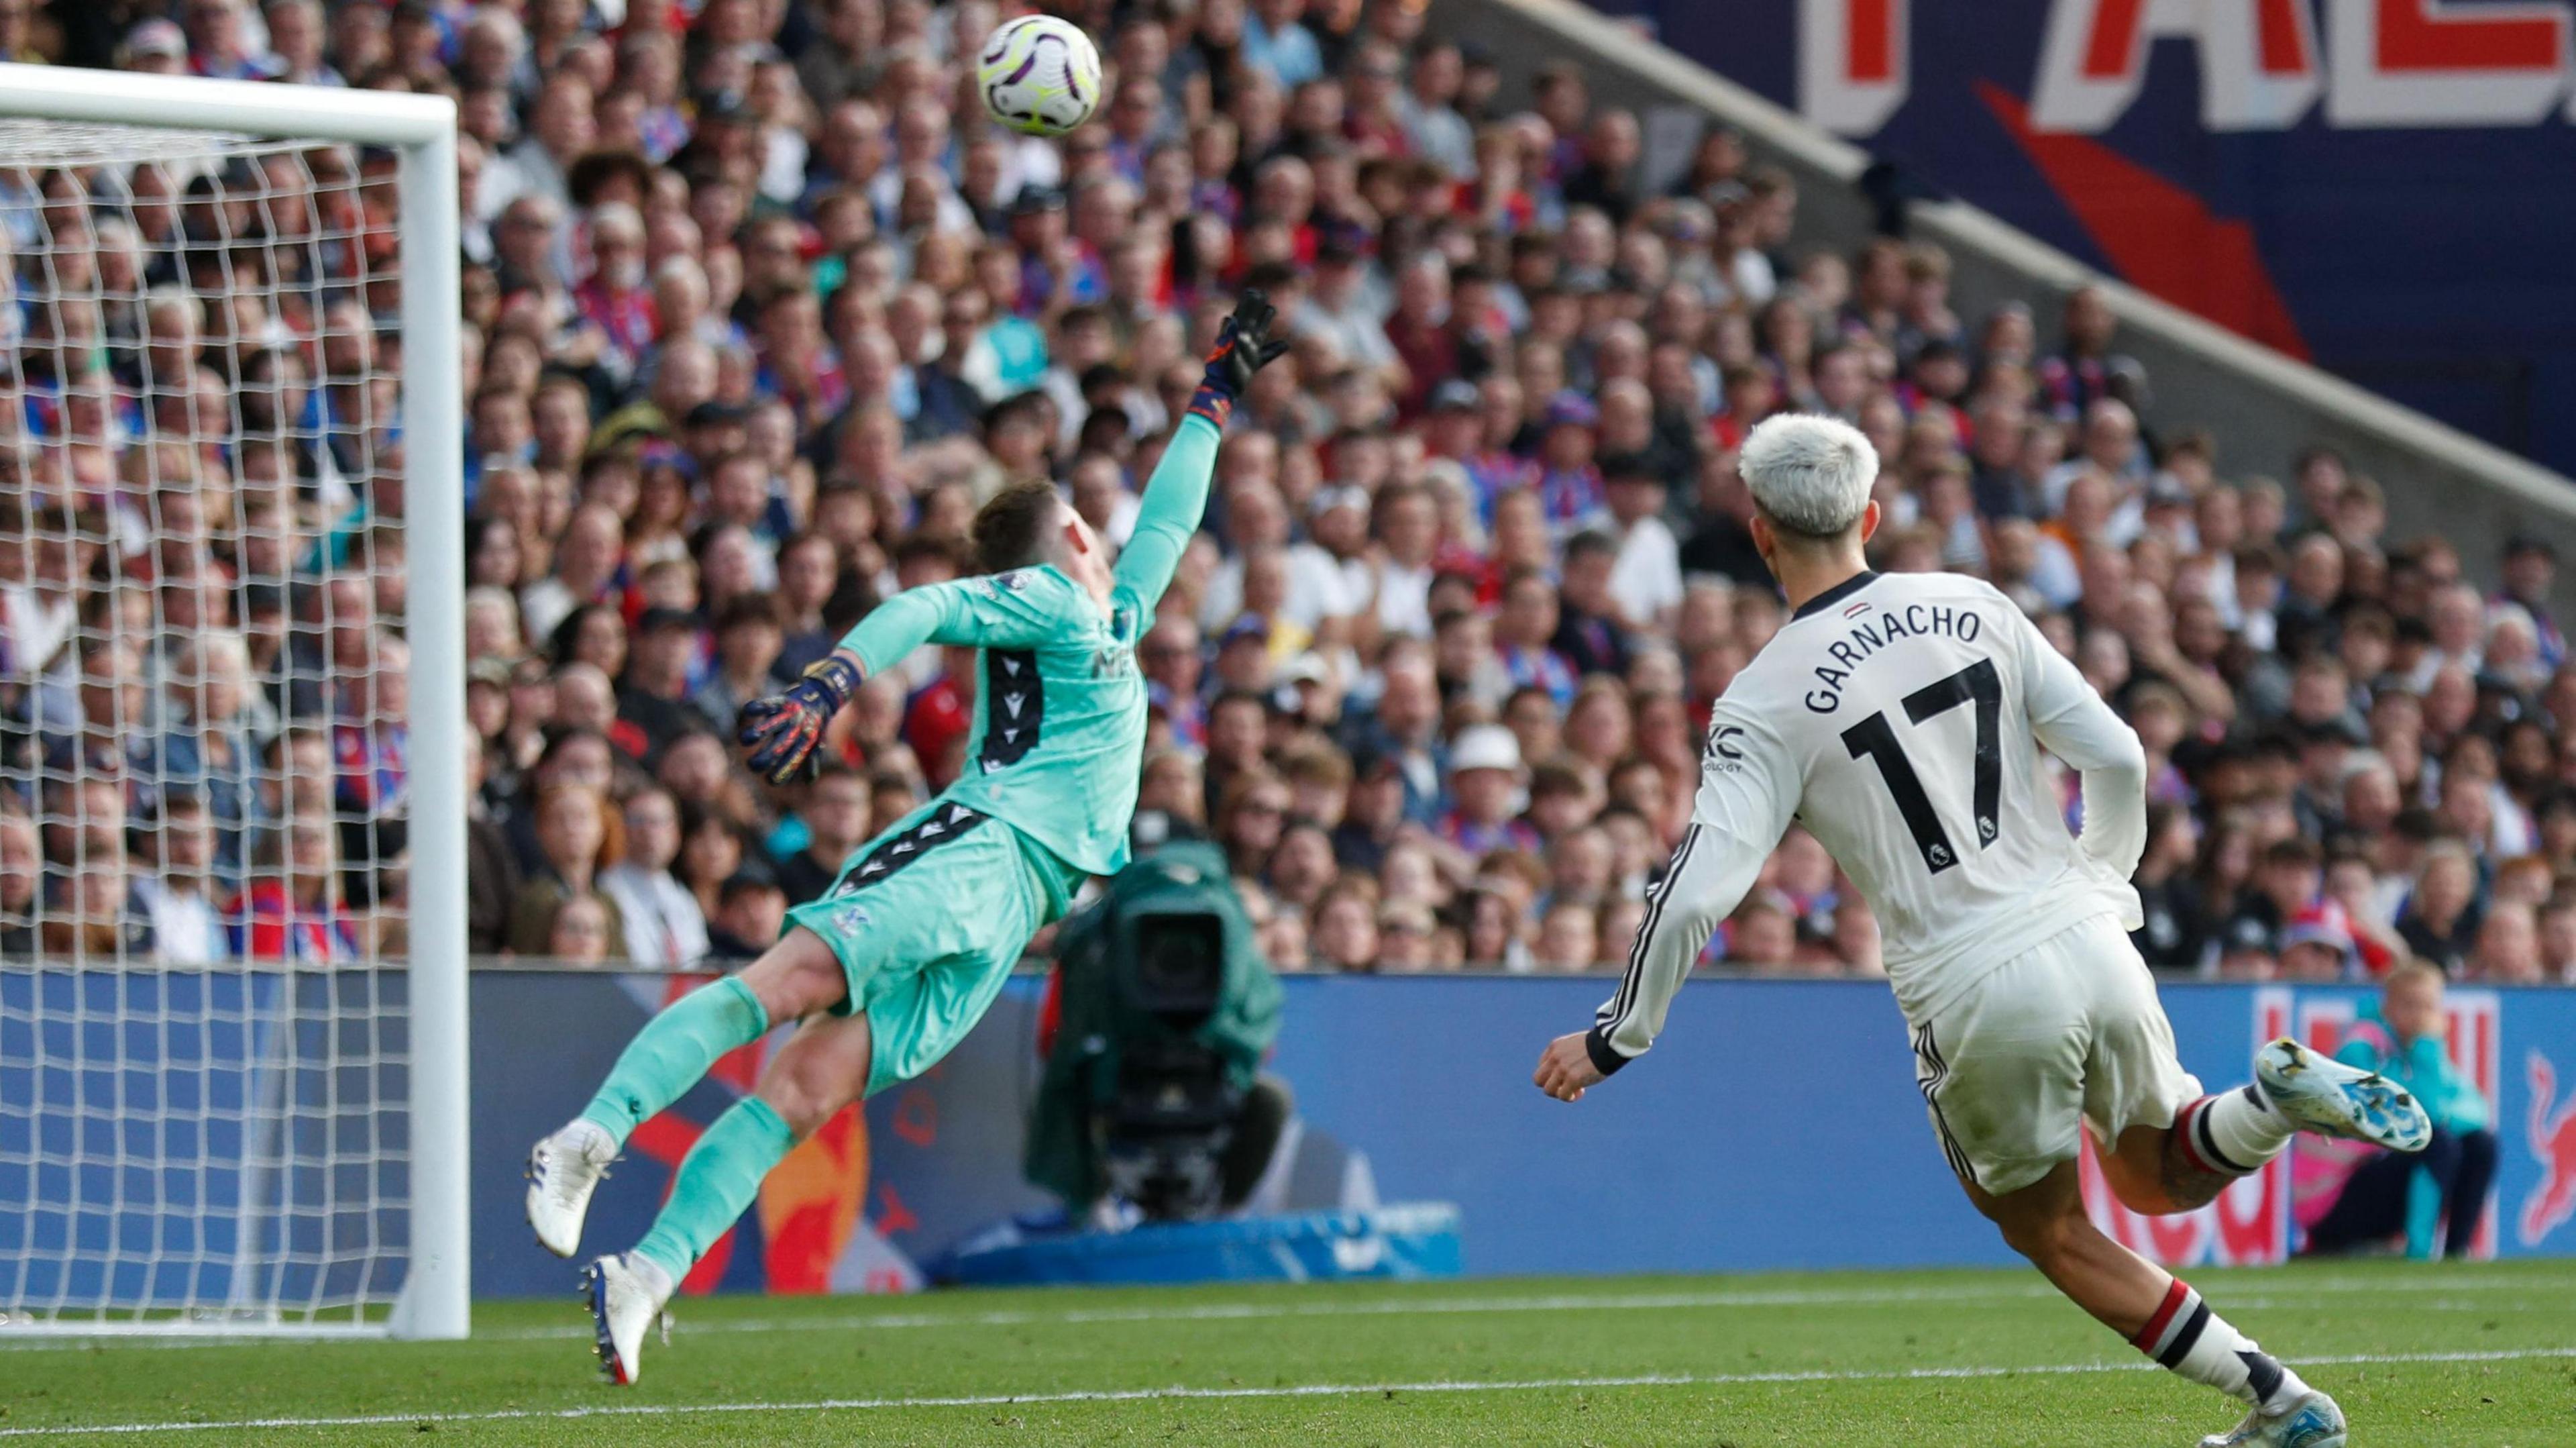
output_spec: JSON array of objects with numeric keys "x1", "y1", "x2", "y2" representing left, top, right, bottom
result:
[
  {"x1": 1419, "y1": 377, "x2": 1486, "y2": 468},
  {"x1": 2221, "y1": 837, "x2": 2322, "y2": 967},
  {"x1": 1330, "y1": 747, "x2": 1407, "y2": 875},
  {"x1": 2500, "y1": 538, "x2": 2565, "y2": 664},
  {"x1": 2277, "y1": 905, "x2": 2356, "y2": 982},
  {"x1": 1211, "y1": 611, "x2": 1285, "y2": 692},
  {"x1": 619, "y1": 608, "x2": 707, "y2": 762},
  {"x1": 1437, "y1": 723, "x2": 1539, "y2": 856},
  {"x1": 119, "y1": 18, "x2": 189, "y2": 74},
  {"x1": 1533, "y1": 391, "x2": 1607, "y2": 533}
]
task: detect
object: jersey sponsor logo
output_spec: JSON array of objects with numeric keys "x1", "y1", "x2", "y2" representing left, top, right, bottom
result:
[
  {"x1": 1710, "y1": 724, "x2": 1748, "y2": 763},
  {"x1": 981, "y1": 570, "x2": 1034, "y2": 596},
  {"x1": 981, "y1": 650, "x2": 1044, "y2": 772}
]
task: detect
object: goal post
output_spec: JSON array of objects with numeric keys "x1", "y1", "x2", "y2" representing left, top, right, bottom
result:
[{"x1": 0, "y1": 64, "x2": 466, "y2": 1339}]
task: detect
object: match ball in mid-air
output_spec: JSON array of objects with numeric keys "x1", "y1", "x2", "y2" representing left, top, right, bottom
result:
[{"x1": 976, "y1": 14, "x2": 1103, "y2": 137}]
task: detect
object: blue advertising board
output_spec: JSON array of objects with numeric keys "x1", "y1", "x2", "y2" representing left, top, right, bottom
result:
[
  {"x1": 464, "y1": 972, "x2": 2576, "y2": 1295},
  {"x1": 9, "y1": 970, "x2": 2576, "y2": 1306},
  {"x1": 1587, "y1": 0, "x2": 2576, "y2": 474}
]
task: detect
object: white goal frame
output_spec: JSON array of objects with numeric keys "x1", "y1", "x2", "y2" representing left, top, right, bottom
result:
[{"x1": 0, "y1": 63, "x2": 467, "y2": 1341}]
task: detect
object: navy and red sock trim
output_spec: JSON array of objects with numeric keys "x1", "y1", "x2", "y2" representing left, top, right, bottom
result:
[
  {"x1": 2173, "y1": 1095, "x2": 2256, "y2": 1176},
  {"x1": 2133, "y1": 1278, "x2": 2210, "y2": 1367}
]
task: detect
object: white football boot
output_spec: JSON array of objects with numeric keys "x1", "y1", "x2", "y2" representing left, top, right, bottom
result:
[
  {"x1": 525, "y1": 1119, "x2": 618, "y2": 1259},
  {"x1": 584, "y1": 1252, "x2": 673, "y2": 1386},
  {"x1": 2253, "y1": 1037, "x2": 2432, "y2": 1152},
  {"x1": 2198, "y1": 1387, "x2": 2348, "y2": 1448}
]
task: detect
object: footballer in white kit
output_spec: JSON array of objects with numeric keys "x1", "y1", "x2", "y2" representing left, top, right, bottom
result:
[{"x1": 1533, "y1": 415, "x2": 2432, "y2": 1448}]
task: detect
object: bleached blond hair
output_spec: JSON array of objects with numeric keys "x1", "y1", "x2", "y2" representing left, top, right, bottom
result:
[{"x1": 1740, "y1": 412, "x2": 1878, "y2": 538}]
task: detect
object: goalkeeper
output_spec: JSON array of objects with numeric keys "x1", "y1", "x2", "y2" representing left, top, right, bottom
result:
[{"x1": 524, "y1": 293, "x2": 1289, "y2": 1385}]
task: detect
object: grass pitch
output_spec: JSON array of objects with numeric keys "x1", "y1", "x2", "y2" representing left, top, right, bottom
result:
[{"x1": 4, "y1": 1259, "x2": 2573, "y2": 1445}]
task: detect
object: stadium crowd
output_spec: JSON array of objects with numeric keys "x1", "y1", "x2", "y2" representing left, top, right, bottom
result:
[{"x1": 2, "y1": 0, "x2": 2575, "y2": 992}]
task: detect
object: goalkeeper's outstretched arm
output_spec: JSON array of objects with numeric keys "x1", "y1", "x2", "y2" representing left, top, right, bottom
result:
[
  {"x1": 1532, "y1": 699, "x2": 1799, "y2": 1102},
  {"x1": 1111, "y1": 414, "x2": 1222, "y2": 611},
  {"x1": 1114, "y1": 289, "x2": 1289, "y2": 611}
]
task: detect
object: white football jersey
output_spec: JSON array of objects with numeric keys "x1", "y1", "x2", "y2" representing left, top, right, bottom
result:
[{"x1": 1589, "y1": 570, "x2": 2150, "y2": 1073}]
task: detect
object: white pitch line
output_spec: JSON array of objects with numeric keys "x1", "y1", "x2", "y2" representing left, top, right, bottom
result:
[
  {"x1": 3, "y1": 1272, "x2": 2569, "y2": 1351},
  {"x1": 2, "y1": 1346, "x2": 2569, "y2": 1438}
]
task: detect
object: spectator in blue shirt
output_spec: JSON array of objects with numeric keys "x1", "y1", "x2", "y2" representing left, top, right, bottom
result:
[
  {"x1": 2306, "y1": 964, "x2": 2498, "y2": 1260},
  {"x1": 1241, "y1": 0, "x2": 1323, "y2": 87}
]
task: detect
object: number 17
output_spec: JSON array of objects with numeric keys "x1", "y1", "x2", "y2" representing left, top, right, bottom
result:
[{"x1": 1839, "y1": 659, "x2": 2002, "y2": 874}]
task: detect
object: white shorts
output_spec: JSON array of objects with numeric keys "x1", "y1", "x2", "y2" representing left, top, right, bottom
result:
[{"x1": 1906, "y1": 913, "x2": 2201, "y2": 1196}]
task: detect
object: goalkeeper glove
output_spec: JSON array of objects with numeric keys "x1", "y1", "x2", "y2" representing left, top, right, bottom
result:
[
  {"x1": 737, "y1": 655, "x2": 861, "y2": 786},
  {"x1": 1185, "y1": 288, "x2": 1291, "y2": 428}
]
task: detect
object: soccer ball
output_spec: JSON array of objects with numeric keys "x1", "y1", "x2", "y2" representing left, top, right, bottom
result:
[{"x1": 975, "y1": 14, "x2": 1103, "y2": 137}]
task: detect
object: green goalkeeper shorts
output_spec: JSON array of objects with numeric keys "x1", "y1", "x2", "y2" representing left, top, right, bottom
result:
[{"x1": 784, "y1": 797, "x2": 1083, "y2": 1096}]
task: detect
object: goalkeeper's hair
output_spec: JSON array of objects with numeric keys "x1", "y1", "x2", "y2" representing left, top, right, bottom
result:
[
  {"x1": 1740, "y1": 412, "x2": 1878, "y2": 538},
  {"x1": 972, "y1": 478, "x2": 1065, "y2": 575}
]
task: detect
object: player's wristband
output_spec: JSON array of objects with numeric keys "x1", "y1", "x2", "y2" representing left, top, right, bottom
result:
[
  {"x1": 800, "y1": 655, "x2": 862, "y2": 713},
  {"x1": 1583, "y1": 1024, "x2": 1631, "y2": 1078},
  {"x1": 1185, "y1": 384, "x2": 1234, "y2": 429}
]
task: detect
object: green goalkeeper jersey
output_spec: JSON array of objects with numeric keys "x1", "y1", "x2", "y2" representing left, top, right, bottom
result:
[{"x1": 831, "y1": 414, "x2": 1222, "y2": 878}]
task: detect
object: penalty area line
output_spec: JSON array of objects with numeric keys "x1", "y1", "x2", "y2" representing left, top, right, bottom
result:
[{"x1": 3, "y1": 1346, "x2": 2571, "y2": 1437}]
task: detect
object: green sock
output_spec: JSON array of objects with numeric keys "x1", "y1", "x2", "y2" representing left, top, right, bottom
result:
[
  {"x1": 631, "y1": 1096, "x2": 796, "y2": 1283},
  {"x1": 579, "y1": 976, "x2": 769, "y2": 1147}
]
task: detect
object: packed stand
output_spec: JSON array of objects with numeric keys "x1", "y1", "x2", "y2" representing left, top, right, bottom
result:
[{"x1": 1, "y1": 0, "x2": 2571, "y2": 988}]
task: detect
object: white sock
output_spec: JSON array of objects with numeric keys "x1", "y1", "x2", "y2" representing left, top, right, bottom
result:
[
  {"x1": 2133, "y1": 1278, "x2": 2310, "y2": 1408},
  {"x1": 629, "y1": 1251, "x2": 674, "y2": 1302},
  {"x1": 2180, "y1": 1086, "x2": 2294, "y2": 1176}
]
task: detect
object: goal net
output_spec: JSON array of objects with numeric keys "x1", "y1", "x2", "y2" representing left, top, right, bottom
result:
[{"x1": 0, "y1": 70, "x2": 465, "y2": 1338}]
